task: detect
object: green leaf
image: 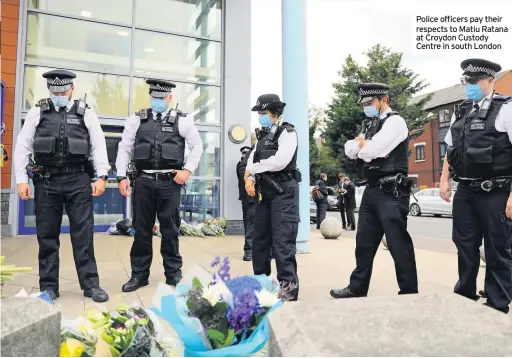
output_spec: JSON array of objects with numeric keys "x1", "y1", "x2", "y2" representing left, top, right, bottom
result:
[
  {"x1": 207, "y1": 329, "x2": 225, "y2": 344},
  {"x1": 116, "y1": 315, "x2": 128, "y2": 323},
  {"x1": 192, "y1": 277, "x2": 202, "y2": 288},
  {"x1": 221, "y1": 329, "x2": 235, "y2": 347},
  {"x1": 217, "y1": 317, "x2": 229, "y2": 336},
  {"x1": 101, "y1": 332, "x2": 114, "y2": 344},
  {"x1": 109, "y1": 346, "x2": 121, "y2": 357},
  {"x1": 213, "y1": 301, "x2": 227, "y2": 314}
]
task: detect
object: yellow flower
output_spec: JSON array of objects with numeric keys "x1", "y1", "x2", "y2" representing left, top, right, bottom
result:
[{"x1": 60, "y1": 339, "x2": 84, "y2": 357}]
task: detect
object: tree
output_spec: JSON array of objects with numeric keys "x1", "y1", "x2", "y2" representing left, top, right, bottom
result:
[
  {"x1": 323, "y1": 44, "x2": 432, "y2": 180},
  {"x1": 91, "y1": 76, "x2": 129, "y2": 116},
  {"x1": 309, "y1": 116, "x2": 319, "y2": 184}
]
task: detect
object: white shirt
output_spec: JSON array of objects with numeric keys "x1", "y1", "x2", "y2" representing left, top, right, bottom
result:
[
  {"x1": 344, "y1": 107, "x2": 408, "y2": 162},
  {"x1": 14, "y1": 101, "x2": 111, "y2": 184},
  {"x1": 115, "y1": 107, "x2": 203, "y2": 177},
  {"x1": 246, "y1": 120, "x2": 298, "y2": 181}
]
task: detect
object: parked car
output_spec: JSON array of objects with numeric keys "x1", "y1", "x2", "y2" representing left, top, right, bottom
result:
[
  {"x1": 409, "y1": 188, "x2": 454, "y2": 217},
  {"x1": 309, "y1": 186, "x2": 339, "y2": 211},
  {"x1": 310, "y1": 199, "x2": 317, "y2": 223}
]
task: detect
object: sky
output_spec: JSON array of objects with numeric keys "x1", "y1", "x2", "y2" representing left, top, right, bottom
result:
[{"x1": 250, "y1": 0, "x2": 512, "y2": 127}]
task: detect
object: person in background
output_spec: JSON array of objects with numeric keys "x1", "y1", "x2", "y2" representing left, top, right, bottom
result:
[
  {"x1": 237, "y1": 145, "x2": 255, "y2": 261},
  {"x1": 343, "y1": 176, "x2": 356, "y2": 231},
  {"x1": 337, "y1": 172, "x2": 349, "y2": 229},
  {"x1": 315, "y1": 173, "x2": 329, "y2": 229}
]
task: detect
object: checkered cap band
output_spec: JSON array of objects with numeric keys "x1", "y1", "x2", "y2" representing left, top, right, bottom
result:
[
  {"x1": 46, "y1": 77, "x2": 74, "y2": 86},
  {"x1": 150, "y1": 83, "x2": 174, "y2": 92},
  {"x1": 359, "y1": 88, "x2": 388, "y2": 96},
  {"x1": 464, "y1": 64, "x2": 497, "y2": 77},
  {"x1": 150, "y1": 91, "x2": 170, "y2": 98}
]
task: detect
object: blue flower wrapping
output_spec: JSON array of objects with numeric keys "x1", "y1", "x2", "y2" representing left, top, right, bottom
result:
[{"x1": 149, "y1": 275, "x2": 282, "y2": 357}]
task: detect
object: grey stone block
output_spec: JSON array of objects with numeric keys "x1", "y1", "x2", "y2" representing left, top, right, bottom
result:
[
  {"x1": 269, "y1": 294, "x2": 512, "y2": 356},
  {"x1": 1, "y1": 224, "x2": 11, "y2": 237},
  {"x1": 1, "y1": 298, "x2": 61, "y2": 357}
]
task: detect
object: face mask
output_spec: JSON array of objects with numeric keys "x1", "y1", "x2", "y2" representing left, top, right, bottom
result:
[
  {"x1": 259, "y1": 114, "x2": 273, "y2": 128},
  {"x1": 363, "y1": 105, "x2": 379, "y2": 118},
  {"x1": 51, "y1": 95, "x2": 70, "y2": 108},
  {"x1": 465, "y1": 84, "x2": 485, "y2": 101},
  {"x1": 151, "y1": 98, "x2": 167, "y2": 113}
]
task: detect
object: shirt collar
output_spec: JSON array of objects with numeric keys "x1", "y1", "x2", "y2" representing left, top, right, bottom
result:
[
  {"x1": 154, "y1": 107, "x2": 171, "y2": 118},
  {"x1": 476, "y1": 92, "x2": 494, "y2": 107},
  {"x1": 379, "y1": 107, "x2": 392, "y2": 119},
  {"x1": 53, "y1": 100, "x2": 74, "y2": 113}
]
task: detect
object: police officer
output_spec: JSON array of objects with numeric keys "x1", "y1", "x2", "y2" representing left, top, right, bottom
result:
[
  {"x1": 440, "y1": 58, "x2": 512, "y2": 314},
  {"x1": 315, "y1": 173, "x2": 329, "y2": 229},
  {"x1": 330, "y1": 83, "x2": 418, "y2": 299},
  {"x1": 237, "y1": 145, "x2": 255, "y2": 261},
  {"x1": 14, "y1": 69, "x2": 110, "y2": 302},
  {"x1": 116, "y1": 79, "x2": 203, "y2": 292},
  {"x1": 244, "y1": 94, "x2": 300, "y2": 300}
]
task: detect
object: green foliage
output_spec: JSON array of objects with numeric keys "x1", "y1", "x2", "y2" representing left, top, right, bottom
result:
[
  {"x1": 323, "y1": 44, "x2": 433, "y2": 180},
  {"x1": 309, "y1": 117, "x2": 320, "y2": 184},
  {"x1": 192, "y1": 277, "x2": 202, "y2": 289}
]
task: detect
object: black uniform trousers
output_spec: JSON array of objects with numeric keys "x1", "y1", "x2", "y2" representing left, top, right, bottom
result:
[
  {"x1": 241, "y1": 197, "x2": 255, "y2": 255},
  {"x1": 316, "y1": 202, "x2": 328, "y2": 228},
  {"x1": 34, "y1": 172, "x2": 99, "y2": 292},
  {"x1": 339, "y1": 201, "x2": 348, "y2": 228},
  {"x1": 252, "y1": 179, "x2": 299, "y2": 296},
  {"x1": 130, "y1": 176, "x2": 182, "y2": 280},
  {"x1": 452, "y1": 182, "x2": 512, "y2": 313},
  {"x1": 348, "y1": 185, "x2": 418, "y2": 295},
  {"x1": 346, "y1": 208, "x2": 356, "y2": 230}
]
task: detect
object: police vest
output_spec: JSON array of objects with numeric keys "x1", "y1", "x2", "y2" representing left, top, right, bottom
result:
[
  {"x1": 447, "y1": 95, "x2": 512, "y2": 179},
  {"x1": 133, "y1": 108, "x2": 186, "y2": 171},
  {"x1": 360, "y1": 112, "x2": 409, "y2": 180},
  {"x1": 33, "y1": 99, "x2": 90, "y2": 167},
  {"x1": 253, "y1": 122, "x2": 297, "y2": 173}
]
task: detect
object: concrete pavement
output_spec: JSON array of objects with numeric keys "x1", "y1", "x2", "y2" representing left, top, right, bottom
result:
[{"x1": 0, "y1": 231, "x2": 485, "y2": 319}]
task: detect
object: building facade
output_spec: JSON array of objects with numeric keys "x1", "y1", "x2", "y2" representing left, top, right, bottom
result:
[
  {"x1": 408, "y1": 71, "x2": 512, "y2": 189},
  {"x1": 1, "y1": 0, "x2": 252, "y2": 236}
]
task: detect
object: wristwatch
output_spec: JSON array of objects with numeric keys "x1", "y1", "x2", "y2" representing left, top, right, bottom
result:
[
  {"x1": 98, "y1": 175, "x2": 109, "y2": 182},
  {"x1": 116, "y1": 176, "x2": 127, "y2": 183}
]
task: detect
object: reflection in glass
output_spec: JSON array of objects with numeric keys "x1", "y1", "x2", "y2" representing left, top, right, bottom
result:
[
  {"x1": 133, "y1": 30, "x2": 221, "y2": 84},
  {"x1": 134, "y1": 0, "x2": 222, "y2": 40},
  {"x1": 23, "y1": 66, "x2": 130, "y2": 117},
  {"x1": 25, "y1": 13, "x2": 131, "y2": 74},
  {"x1": 180, "y1": 179, "x2": 220, "y2": 223},
  {"x1": 105, "y1": 136, "x2": 122, "y2": 176},
  {"x1": 187, "y1": 132, "x2": 220, "y2": 177},
  {"x1": 131, "y1": 78, "x2": 220, "y2": 123},
  {"x1": 29, "y1": 0, "x2": 133, "y2": 24}
]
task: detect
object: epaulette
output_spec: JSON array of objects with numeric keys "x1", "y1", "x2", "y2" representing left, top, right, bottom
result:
[
  {"x1": 37, "y1": 98, "x2": 51, "y2": 112},
  {"x1": 492, "y1": 94, "x2": 512, "y2": 103},
  {"x1": 282, "y1": 122, "x2": 296, "y2": 132},
  {"x1": 383, "y1": 111, "x2": 399, "y2": 119},
  {"x1": 138, "y1": 108, "x2": 149, "y2": 120}
]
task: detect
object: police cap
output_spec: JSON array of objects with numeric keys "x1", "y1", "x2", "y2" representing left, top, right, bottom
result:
[
  {"x1": 146, "y1": 78, "x2": 176, "y2": 98},
  {"x1": 357, "y1": 83, "x2": 390, "y2": 104},
  {"x1": 461, "y1": 58, "x2": 501, "y2": 78},
  {"x1": 251, "y1": 94, "x2": 286, "y2": 112},
  {"x1": 42, "y1": 69, "x2": 76, "y2": 93},
  {"x1": 240, "y1": 146, "x2": 251, "y2": 154}
]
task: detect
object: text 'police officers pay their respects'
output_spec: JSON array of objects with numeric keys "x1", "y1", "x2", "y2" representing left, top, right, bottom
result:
[
  {"x1": 330, "y1": 83, "x2": 419, "y2": 299},
  {"x1": 244, "y1": 94, "x2": 301, "y2": 301},
  {"x1": 115, "y1": 78, "x2": 203, "y2": 293},
  {"x1": 13, "y1": 69, "x2": 110, "y2": 303},
  {"x1": 440, "y1": 58, "x2": 512, "y2": 314}
]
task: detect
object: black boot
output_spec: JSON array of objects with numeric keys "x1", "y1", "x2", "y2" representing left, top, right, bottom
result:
[
  {"x1": 84, "y1": 286, "x2": 109, "y2": 303},
  {"x1": 122, "y1": 277, "x2": 149, "y2": 292},
  {"x1": 330, "y1": 287, "x2": 365, "y2": 299},
  {"x1": 42, "y1": 290, "x2": 60, "y2": 301},
  {"x1": 243, "y1": 252, "x2": 252, "y2": 261},
  {"x1": 479, "y1": 290, "x2": 487, "y2": 298},
  {"x1": 165, "y1": 272, "x2": 183, "y2": 287}
]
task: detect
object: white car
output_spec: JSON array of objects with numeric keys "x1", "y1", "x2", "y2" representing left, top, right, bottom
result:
[{"x1": 409, "y1": 188, "x2": 454, "y2": 217}]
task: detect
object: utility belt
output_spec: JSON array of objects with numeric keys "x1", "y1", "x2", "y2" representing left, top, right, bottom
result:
[
  {"x1": 27, "y1": 163, "x2": 90, "y2": 180},
  {"x1": 137, "y1": 171, "x2": 177, "y2": 181},
  {"x1": 364, "y1": 173, "x2": 414, "y2": 198},
  {"x1": 458, "y1": 176, "x2": 512, "y2": 193},
  {"x1": 265, "y1": 169, "x2": 302, "y2": 184},
  {"x1": 255, "y1": 170, "x2": 302, "y2": 202}
]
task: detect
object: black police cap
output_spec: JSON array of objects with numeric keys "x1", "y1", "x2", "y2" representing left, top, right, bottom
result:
[
  {"x1": 42, "y1": 69, "x2": 76, "y2": 92},
  {"x1": 357, "y1": 83, "x2": 390, "y2": 104},
  {"x1": 240, "y1": 146, "x2": 251, "y2": 153},
  {"x1": 251, "y1": 94, "x2": 286, "y2": 111},
  {"x1": 146, "y1": 78, "x2": 177, "y2": 98},
  {"x1": 461, "y1": 58, "x2": 501, "y2": 78}
]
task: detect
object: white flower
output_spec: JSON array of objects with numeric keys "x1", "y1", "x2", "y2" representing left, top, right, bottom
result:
[
  {"x1": 255, "y1": 289, "x2": 279, "y2": 308},
  {"x1": 202, "y1": 285, "x2": 222, "y2": 306}
]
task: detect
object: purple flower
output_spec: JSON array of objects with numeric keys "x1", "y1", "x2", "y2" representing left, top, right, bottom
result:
[
  {"x1": 210, "y1": 256, "x2": 221, "y2": 267},
  {"x1": 225, "y1": 277, "x2": 265, "y2": 333}
]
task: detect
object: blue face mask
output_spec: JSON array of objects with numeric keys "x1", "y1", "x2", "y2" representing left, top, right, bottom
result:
[
  {"x1": 51, "y1": 95, "x2": 70, "y2": 108},
  {"x1": 151, "y1": 98, "x2": 167, "y2": 113},
  {"x1": 465, "y1": 84, "x2": 485, "y2": 101},
  {"x1": 363, "y1": 105, "x2": 379, "y2": 118},
  {"x1": 259, "y1": 114, "x2": 273, "y2": 128}
]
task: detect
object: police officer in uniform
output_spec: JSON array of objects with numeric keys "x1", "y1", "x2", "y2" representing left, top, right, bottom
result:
[
  {"x1": 14, "y1": 69, "x2": 110, "y2": 302},
  {"x1": 330, "y1": 83, "x2": 418, "y2": 299},
  {"x1": 116, "y1": 79, "x2": 203, "y2": 292},
  {"x1": 440, "y1": 58, "x2": 512, "y2": 313},
  {"x1": 237, "y1": 145, "x2": 255, "y2": 261},
  {"x1": 244, "y1": 94, "x2": 300, "y2": 300}
]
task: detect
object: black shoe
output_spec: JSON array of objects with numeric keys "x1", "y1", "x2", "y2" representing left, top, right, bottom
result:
[
  {"x1": 479, "y1": 290, "x2": 487, "y2": 298},
  {"x1": 483, "y1": 301, "x2": 509, "y2": 314},
  {"x1": 243, "y1": 253, "x2": 252, "y2": 261},
  {"x1": 330, "y1": 287, "x2": 364, "y2": 299},
  {"x1": 84, "y1": 286, "x2": 109, "y2": 303},
  {"x1": 342, "y1": 226, "x2": 347, "y2": 230},
  {"x1": 42, "y1": 290, "x2": 60, "y2": 301},
  {"x1": 166, "y1": 273, "x2": 183, "y2": 287},
  {"x1": 122, "y1": 277, "x2": 149, "y2": 292}
]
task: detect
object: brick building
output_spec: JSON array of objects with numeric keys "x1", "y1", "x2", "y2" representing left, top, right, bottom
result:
[{"x1": 408, "y1": 70, "x2": 512, "y2": 190}]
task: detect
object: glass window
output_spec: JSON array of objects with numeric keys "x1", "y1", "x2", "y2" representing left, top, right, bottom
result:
[
  {"x1": 25, "y1": 13, "x2": 131, "y2": 74},
  {"x1": 439, "y1": 108, "x2": 451, "y2": 128},
  {"x1": 180, "y1": 179, "x2": 220, "y2": 222},
  {"x1": 131, "y1": 77, "x2": 220, "y2": 123},
  {"x1": 133, "y1": 30, "x2": 221, "y2": 84},
  {"x1": 415, "y1": 145, "x2": 425, "y2": 161},
  {"x1": 134, "y1": 0, "x2": 222, "y2": 40},
  {"x1": 105, "y1": 135, "x2": 122, "y2": 176},
  {"x1": 188, "y1": 132, "x2": 221, "y2": 177},
  {"x1": 29, "y1": 0, "x2": 133, "y2": 24},
  {"x1": 23, "y1": 66, "x2": 130, "y2": 117}
]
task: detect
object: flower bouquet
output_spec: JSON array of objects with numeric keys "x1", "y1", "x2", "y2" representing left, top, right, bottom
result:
[{"x1": 150, "y1": 256, "x2": 294, "y2": 357}]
